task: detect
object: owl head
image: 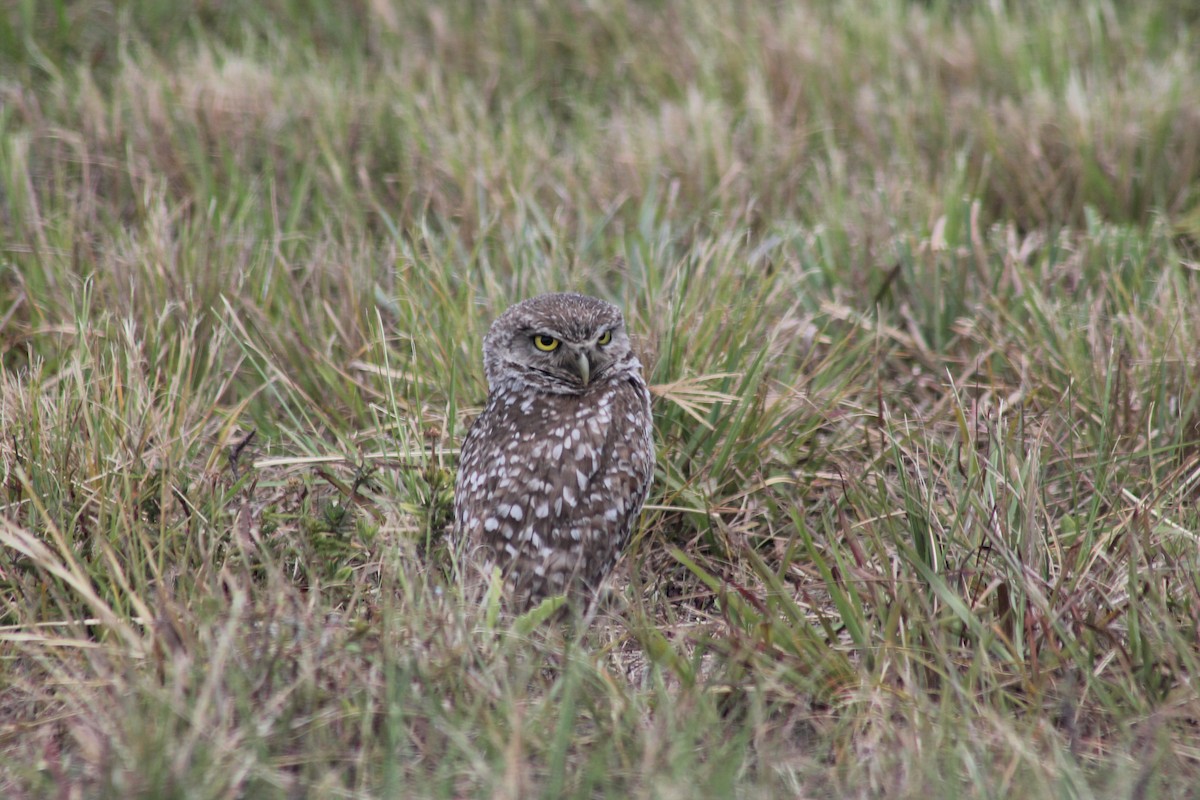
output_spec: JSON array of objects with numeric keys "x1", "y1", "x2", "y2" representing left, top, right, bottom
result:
[{"x1": 481, "y1": 293, "x2": 639, "y2": 395}]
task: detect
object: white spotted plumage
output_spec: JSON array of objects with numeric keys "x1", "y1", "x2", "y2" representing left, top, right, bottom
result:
[{"x1": 453, "y1": 293, "x2": 655, "y2": 608}]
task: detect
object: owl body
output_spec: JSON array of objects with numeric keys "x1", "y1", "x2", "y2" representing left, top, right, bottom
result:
[{"x1": 453, "y1": 293, "x2": 654, "y2": 607}]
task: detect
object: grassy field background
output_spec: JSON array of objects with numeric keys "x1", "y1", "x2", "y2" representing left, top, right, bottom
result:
[{"x1": 3, "y1": 0, "x2": 1200, "y2": 796}]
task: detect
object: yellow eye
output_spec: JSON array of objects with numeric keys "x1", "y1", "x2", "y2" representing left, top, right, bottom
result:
[
  {"x1": 533, "y1": 335, "x2": 560, "y2": 351},
  {"x1": 597, "y1": 330, "x2": 612, "y2": 346}
]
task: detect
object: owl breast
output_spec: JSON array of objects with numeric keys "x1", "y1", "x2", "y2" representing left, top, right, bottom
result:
[{"x1": 453, "y1": 372, "x2": 654, "y2": 607}]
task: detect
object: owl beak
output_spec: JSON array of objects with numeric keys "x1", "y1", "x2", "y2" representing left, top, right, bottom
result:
[{"x1": 576, "y1": 351, "x2": 591, "y2": 386}]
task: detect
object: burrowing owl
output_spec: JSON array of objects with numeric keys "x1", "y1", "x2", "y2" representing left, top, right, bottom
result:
[{"x1": 453, "y1": 292, "x2": 655, "y2": 608}]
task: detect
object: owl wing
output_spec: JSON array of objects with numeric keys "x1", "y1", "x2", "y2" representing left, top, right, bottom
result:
[{"x1": 452, "y1": 377, "x2": 654, "y2": 600}]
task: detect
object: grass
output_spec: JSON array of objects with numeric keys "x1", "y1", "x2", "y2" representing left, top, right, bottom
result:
[{"x1": 2, "y1": 0, "x2": 1200, "y2": 796}]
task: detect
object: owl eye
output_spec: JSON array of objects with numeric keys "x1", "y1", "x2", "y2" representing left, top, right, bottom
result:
[
  {"x1": 532, "y1": 334, "x2": 560, "y2": 351},
  {"x1": 597, "y1": 330, "x2": 612, "y2": 346}
]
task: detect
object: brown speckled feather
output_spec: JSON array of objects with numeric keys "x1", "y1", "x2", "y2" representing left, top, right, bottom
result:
[{"x1": 453, "y1": 293, "x2": 654, "y2": 608}]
